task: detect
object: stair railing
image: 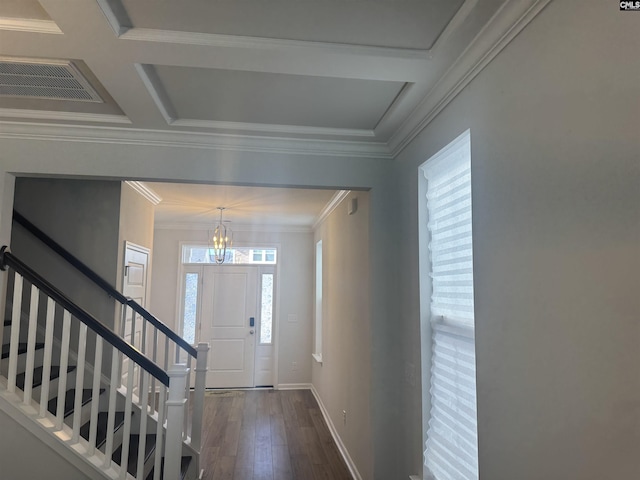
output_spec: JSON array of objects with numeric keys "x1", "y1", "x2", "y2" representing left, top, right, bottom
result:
[
  {"x1": 12, "y1": 210, "x2": 208, "y2": 456},
  {"x1": 0, "y1": 246, "x2": 192, "y2": 480}
]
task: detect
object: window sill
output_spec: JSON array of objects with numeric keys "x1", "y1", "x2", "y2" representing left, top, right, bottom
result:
[{"x1": 312, "y1": 353, "x2": 323, "y2": 364}]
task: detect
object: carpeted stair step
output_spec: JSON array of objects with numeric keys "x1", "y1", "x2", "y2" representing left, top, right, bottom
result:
[
  {"x1": 47, "y1": 388, "x2": 105, "y2": 418},
  {"x1": 1, "y1": 342, "x2": 45, "y2": 359},
  {"x1": 80, "y1": 411, "x2": 128, "y2": 450},
  {"x1": 145, "y1": 455, "x2": 192, "y2": 480},
  {"x1": 112, "y1": 434, "x2": 156, "y2": 477},
  {"x1": 15, "y1": 365, "x2": 76, "y2": 391}
]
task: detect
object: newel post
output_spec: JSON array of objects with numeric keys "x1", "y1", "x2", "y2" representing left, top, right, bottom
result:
[
  {"x1": 191, "y1": 342, "x2": 209, "y2": 454},
  {"x1": 165, "y1": 364, "x2": 189, "y2": 480}
]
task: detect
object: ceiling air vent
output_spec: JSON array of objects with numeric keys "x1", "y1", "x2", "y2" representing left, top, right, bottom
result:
[{"x1": 0, "y1": 57, "x2": 102, "y2": 102}]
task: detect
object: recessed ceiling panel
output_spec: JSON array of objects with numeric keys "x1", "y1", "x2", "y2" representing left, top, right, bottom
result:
[
  {"x1": 120, "y1": 0, "x2": 465, "y2": 50},
  {"x1": 0, "y1": 0, "x2": 51, "y2": 20},
  {"x1": 149, "y1": 183, "x2": 338, "y2": 227},
  {"x1": 153, "y1": 65, "x2": 404, "y2": 130}
]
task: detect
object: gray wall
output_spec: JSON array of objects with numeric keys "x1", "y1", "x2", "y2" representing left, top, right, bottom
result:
[
  {"x1": 312, "y1": 191, "x2": 372, "y2": 479},
  {"x1": 12, "y1": 178, "x2": 121, "y2": 327},
  {"x1": 394, "y1": 1, "x2": 640, "y2": 478},
  {"x1": 150, "y1": 226, "x2": 314, "y2": 386}
]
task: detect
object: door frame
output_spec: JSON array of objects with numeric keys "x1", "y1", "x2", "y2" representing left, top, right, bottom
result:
[{"x1": 176, "y1": 241, "x2": 281, "y2": 388}]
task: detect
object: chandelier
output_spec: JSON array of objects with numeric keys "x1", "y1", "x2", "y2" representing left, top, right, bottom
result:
[{"x1": 211, "y1": 207, "x2": 233, "y2": 264}]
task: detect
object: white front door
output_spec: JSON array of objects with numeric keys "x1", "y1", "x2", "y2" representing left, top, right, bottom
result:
[
  {"x1": 201, "y1": 266, "x2": 257, "y2": 388},
  {"x1": 122, "y1": 242, "x2": 150, "y2": 394}
]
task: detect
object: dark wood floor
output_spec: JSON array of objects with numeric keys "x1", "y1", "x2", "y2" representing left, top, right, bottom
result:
[{"x1": 199, "y1": 389, "x2": 353, "y2": 480}]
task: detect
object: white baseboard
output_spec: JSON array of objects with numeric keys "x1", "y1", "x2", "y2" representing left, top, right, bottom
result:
[
  {"x1": 275, "y1": 383, "x2": 311, "y2": 390},
  {"x1": 310, "y1": 384, "x2": 362, "y2": 480}
]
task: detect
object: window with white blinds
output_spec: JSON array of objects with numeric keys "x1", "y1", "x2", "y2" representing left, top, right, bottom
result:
[{"x1": 422, "y1": 130, "x2": 478, "y2": 480}]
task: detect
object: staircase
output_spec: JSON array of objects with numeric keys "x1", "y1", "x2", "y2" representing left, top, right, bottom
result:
[{"x1": 0, "y1": 227, "x2": 209, "y2": 479}]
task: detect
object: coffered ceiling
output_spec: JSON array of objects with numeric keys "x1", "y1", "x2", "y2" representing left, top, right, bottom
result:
[{"x1": 0, "y1": 0, "x2": 551, "y2": 158}]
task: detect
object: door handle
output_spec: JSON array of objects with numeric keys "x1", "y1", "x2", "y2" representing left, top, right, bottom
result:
[{"x1": 249, "y1": 329, "x2": 255, "y2": 335}]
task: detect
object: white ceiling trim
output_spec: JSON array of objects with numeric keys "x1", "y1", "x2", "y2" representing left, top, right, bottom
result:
[
  {"x1": 154, "y1": 222, "x2": 312, "y2": 234},
  {"x1": 0, "y1": 17, "x2": 62, "y2": 35},
  {"x1": 119, "y1": 28, "x2": 429, "y2": 60},
  {"x1": 427, "y1": 0, "x2": 479, "y2": 58},
  {"x1": 171, "y1": 119, "x2": 375, "y2": 139},
  {"x1": 124, "y1": 181, "x2": 162, "y2": 205},
  {"x1": 0, "y1": 108, "x2": 131, "y2": 124},
  {"x1": 388, "y1": 0, "x2": 553, "y2": 157},
  {"x1": 95, "y1": 0, "x2": 128, "y2": 36},
  {"x1": 0, "y1": 121, "x2": 392, "y2": 158},
  {"x1": 134, "y1": 63, "x2": 176, "y2": 123},
  {"x1": 313, "y1": 190, "x2": 350, "y2": 229}
]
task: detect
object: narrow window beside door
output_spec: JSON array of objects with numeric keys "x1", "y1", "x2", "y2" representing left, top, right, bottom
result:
[
  {"x1": 260, "y1": 273, "x2": 274, "y2": 344},
  {"x1": 182, "y1": 272, "x2": 199, "y2": 344}
]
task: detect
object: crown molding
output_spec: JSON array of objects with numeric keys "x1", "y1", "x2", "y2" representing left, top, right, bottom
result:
[
  {"x1": 0, "y1": 109, "x2": 131, "y2": 124},
  {"x1": 154, "y1": 222, "x2": 312, "y2": 234},
  {"x1": 120, "y1": 27, "x2": 429, "y2": 60},
  {"x1": 0, "y1": 121, "x2": 392, "y2": 159},
  {"x1": 0, "y1": 18, "x2": 62, "y2": 35},
  {"x1": 313, "y1": 190, "x2": 350, "y2": 229},
  {"x1": 124, "y1": 181, "x2": 162, "y2": 205},
  {"x1": 388, "y1": 0, "x2": 553, "y2": 157}
]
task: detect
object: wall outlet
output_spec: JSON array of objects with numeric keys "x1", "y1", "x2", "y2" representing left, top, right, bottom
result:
[
  {"x1": 342, "y1": 410, "x2": 347, "y2": 425},
  {"x1": 291, "y1": 361, "x2": 298, "y2": 371}
]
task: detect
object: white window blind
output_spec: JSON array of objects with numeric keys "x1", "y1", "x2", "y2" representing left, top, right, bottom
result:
[{"x1": 423, "y1": 131, "x2": 478, "y2": 480}]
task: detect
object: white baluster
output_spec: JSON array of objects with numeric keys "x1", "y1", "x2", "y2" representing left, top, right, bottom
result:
[
  {"x1": 22, "y1": 284, "x2": 39, "y2": 405},
  {"x1": 120, "y1": 358, "x2": 135, "y2": 480},
  {"x1": 88, "y1": 336, "x2": 103, "y2": 456},
  {"x1": 39, "y1": 297, "x2": 55, "y2": 418},
  {"x1": 139, "y1": 317, "x2": 147, "y2": 405},
  {"x1": 165, "y1": 364, "x2": 189, "y2": 480},
  {"x1": 72, "y1": 323, "x2": 88, "y2": 443},
  {"x1": 7, "y1": 273, "x2": 23, "y2": 394},
  {"x1": 150, "y1": 328, "x2": 158, "y2": 413},
  {"x1": 104, "y1": 350, "x2": 121, "y2": 469},
  {"x1": 164, "y1": 337, "x2": 170, "y2": 374},
  {"x1": 55, "y1": 310, "x2": 72, "y2": 430},
  {"x1": 191, "y1": 343, "x2": 210, "y2": 454},
  {"x1": 183, "y1": 353, "x2": 192, "y2": 441},
  {"x1": 153, "y1": 385, "x2": 167, "y2": 480},
  {"x1": 136, "y1": 371, "x2": 150, "y2": 480}
]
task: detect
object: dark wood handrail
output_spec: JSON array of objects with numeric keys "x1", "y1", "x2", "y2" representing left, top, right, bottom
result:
[
  {"x1": 0, "y1": 247, "x2": 169, "y2": 386},
  {"x1": 13, "y1": 210, "x2": 197, "y2": 359}
]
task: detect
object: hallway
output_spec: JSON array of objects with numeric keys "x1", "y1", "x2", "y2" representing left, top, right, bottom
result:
[{"x1": 201, "y1": 389, "x2": 352, "y2": 480}]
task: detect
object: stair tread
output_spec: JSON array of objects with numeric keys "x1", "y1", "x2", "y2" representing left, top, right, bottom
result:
[
  {"x1": 15, "y1": 365, "x2": 76, "y2": 391},
  {"x1": 80, "y1": 411, "x2": 127, "y2": 450},
  {"x1": 146, "y1": 455, "x2": 191, "y2": 480},
  {"x1": 1, "y1": 342, "x2": 45, "y2": 360},
  {"x1": 47, "y1": 388, "x2": 105, "y2": 418},
  {"x1": 112, "y1": 433, "x2": 157, "y2": 476}
]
